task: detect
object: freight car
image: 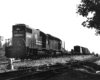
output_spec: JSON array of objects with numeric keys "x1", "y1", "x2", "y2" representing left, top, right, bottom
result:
[
  {"x1": 73, "y1": 45, "x2": 90, "y2": 55},
  {"x1": 5, "y1": 24, "x2": 64, "y2": 59},
  {"x1": 73, "y1": 46, "x2": 82, "y2": 55},
  {"x1": 81, "y1": 47, "x2": 90, "y2": 55}
]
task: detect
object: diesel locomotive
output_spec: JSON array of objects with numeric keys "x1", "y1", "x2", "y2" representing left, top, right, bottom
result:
[{"x1": 5, "y1": 24, "x2": 65, "y2": 59}]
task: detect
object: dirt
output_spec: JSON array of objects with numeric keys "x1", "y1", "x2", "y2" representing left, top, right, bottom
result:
[
  {"x1": 48, "y1": 69, "x2": 100, "y2": 80},
  {"x1": 13, "y1": 55, "x2": 93, "y2": 69},
  {"x1": 1, "y1": 55, "x2": 100, "y2": 80}
]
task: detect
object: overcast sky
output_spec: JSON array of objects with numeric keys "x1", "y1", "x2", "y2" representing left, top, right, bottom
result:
[{"x1": 0, "y1": 0, "x2": 100, "y2": 54}]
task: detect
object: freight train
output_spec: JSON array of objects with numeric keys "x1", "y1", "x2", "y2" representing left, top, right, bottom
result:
[
  {"x1": 5, "y1": 24, "x2": 91, "y2": 60},
  {"x1": 5, "y1": 24, "x2": 66, "y2": 59}
]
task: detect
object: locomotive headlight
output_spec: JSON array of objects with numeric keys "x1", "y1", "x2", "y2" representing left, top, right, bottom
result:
[{"x1": 16, "y1": 28, "x2": 20, "y2": 30}]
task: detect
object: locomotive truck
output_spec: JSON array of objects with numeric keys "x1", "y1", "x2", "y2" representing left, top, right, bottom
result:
[{"x1": 5, "y1": 24, "x2": 65, "y2": 59}]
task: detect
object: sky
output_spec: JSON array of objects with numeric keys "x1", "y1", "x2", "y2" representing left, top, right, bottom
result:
[{"x1": 0, "y1": 0, "x2": 100, "y2": 54}]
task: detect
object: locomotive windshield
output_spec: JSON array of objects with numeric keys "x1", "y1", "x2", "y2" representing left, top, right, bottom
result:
[
  {"x1": 14, "y1": 34, "x2": 24, "y2": 37},
  {"x1": 12, "y1": 24, "x2": 26, "y2": 47}
]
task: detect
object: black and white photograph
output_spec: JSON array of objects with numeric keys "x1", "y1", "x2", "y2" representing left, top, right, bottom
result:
[{"x1": 0, "y1": 0, "x2": 100, "y2": 80}]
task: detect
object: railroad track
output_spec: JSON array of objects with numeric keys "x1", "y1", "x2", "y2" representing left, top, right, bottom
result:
[
  {"x1": 0, "y1": 59, "x2": 100, "y2": 80},
  {"x1": 0, "y1": 67, "x2": 38, "y2": 80},
  {"x1": 0, "y1": 56, "x2": 100, "y2": 80},
  {"x1": 4, "y1": 62, "x2": 100, "y2": 80},
  {"x1": 2, "y1": 63, "x2": 71, "y2": 80},
  {"x1": 0, "y1": 63, "x2": 62, "y2": 80},
  {"x1": 0, "y1": 61, "x2": 78, "y2": 80}
]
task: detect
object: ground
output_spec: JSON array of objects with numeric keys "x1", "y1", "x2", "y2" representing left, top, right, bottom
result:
[
  {"x1": 48, "y1": 69, "x2": 100, "y2": 80},
  {"x1": 0, "y1": 54, "x2": 100, "y2": 80}
]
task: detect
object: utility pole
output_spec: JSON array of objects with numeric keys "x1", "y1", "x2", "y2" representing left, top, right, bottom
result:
[
  {"x1": 0, "y1": 36, "x2": 4, "y2": 48},
  {"x1": 64, "y1": 41, "x2": 65, "y2": 51}
]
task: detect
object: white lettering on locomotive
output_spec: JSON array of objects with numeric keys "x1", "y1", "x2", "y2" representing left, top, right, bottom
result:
[
  {"x1": 36, "y1": 40, "x2": 42, "y2": 45},
  {"x1": 14, "y1": 34, "x2": 24, "y2": 36}
]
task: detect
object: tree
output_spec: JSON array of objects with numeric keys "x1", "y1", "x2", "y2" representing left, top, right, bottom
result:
[{"x1": 77, "y1": 0, "x2": 100, "y2": 35}]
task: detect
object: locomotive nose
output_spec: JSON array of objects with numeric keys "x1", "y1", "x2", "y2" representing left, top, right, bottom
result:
[
  {"x1": 5, "y1": 46, "x2": 26, "y2": 58},
  {"x1": 12, "y1": 47, "x2": 26, "y2": 58}
]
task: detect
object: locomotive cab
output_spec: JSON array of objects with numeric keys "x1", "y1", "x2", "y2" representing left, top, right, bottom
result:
[
  {"x1": 12, "y1": 24, "x2": 26, "y2": 58},
  {"x1": 5, "y1": 24, "x2": 28, "y2": 58}
]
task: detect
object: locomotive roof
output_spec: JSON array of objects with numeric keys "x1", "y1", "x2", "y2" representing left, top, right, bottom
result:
[
  {"x1": 74, "y1": 45, "x2": 89, "y2": 50},
  {"x1": 47, "y1": 34, "x2": 61, "y2": 41},
  {"x1": 13, "y1": 24, "x2": 26, "y2": 26},
  {"x1": 13, "y1": 24, "x2": 61, "y2": 41},
  {"x1": 74, "y1": 45, "x2": 80, "y2": 47},
  {"x1": 13, "y1": 24, "x2": 34, "y2": 30},
  {"x1": 13, "y1": 24, "x2": 44, "y2": 32},
  {"x1": 36, "y1": 29, "x2": 47, "y2": 36}
]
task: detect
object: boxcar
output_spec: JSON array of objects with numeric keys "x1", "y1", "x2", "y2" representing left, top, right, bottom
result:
[
  {"x1": 73, "y1": 46, "x2": 83, "y2": 55},
  {"x1": 82, "y1": 47, "x2": 90, "y2": 55},
  {"x1": 73, "y1": 46, "x2": 90, "y2": 55}
]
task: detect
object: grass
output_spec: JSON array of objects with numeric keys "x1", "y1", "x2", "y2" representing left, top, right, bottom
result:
[{"x1": 0, "y1": 50, "x2": 8, "y2": 61}]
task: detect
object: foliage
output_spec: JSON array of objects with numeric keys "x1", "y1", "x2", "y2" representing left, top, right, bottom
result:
[{"x1": 77, "y1": 0, "x2": 100, "y2": 35}]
